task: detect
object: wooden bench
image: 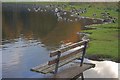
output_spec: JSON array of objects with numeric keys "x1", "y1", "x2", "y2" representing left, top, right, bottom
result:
[{"x1": 30, "y1": 40, "x2": 95, "y2": 79}]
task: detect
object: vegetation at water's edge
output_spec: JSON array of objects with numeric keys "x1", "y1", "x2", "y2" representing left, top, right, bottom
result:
[
  {"x1": 44, "y1": 2, "x2": 119, "y2": 62},
  {"x1": 39, "y1": 2, "x2": 119, "y2": 62},
  {"x1": 83, "y1": 23, "x2": 119, "y2": 62},
  {"x1": 70, "y1": 3, "x2": 119, "y2": 62},
  {"x1": 62, "y1": 3, "x2": 118, "y2": 62}
]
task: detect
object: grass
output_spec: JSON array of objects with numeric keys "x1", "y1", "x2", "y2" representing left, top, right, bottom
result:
[
  {"x1": 82, "y1": 23, "x2": 119, "y2": 61},
  {"x1": 3, "y1": 2, "x2": 69, "y2": 5},
  {"x1": 63, "y1": 2, "x2": 118, "y2": 18},
  {"x1": 62, "y1": 2, "x2": 119, "y2": 61},
  {"x1": 67, "y1": 3, "x2": 119, "y2": 62}
]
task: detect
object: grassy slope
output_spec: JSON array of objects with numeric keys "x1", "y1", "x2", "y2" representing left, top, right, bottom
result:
[
  {"x1": 63, "y1": 2, "x2": 119, "y2": 61},
  {"x1": 64, "y1": 2, "x2": 118, "y2": 18},
  {"x1": 83, "y1": 23, "x2": 119, "y2": 61},
  {"x1": 76, "y1": 3, "x2": 119, "y2": 61}
]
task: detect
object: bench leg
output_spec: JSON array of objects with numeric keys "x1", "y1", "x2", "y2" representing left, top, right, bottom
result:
[
  {"x1": 81, "y1": 73, "x2": 84, "y2": 80},
  {"x1": 72, "y1": 72, "x2": 84, "y2": 80},
  {"x1": 54, "y1": 51, "x2": 61, "y2": 74},
  {"x1": 80, "y1": 41, "x2": 87, "y2": 66}
]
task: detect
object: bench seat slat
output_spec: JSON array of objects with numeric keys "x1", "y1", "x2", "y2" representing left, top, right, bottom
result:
[
  {"x1": 41, "y1": 53, "x2": 82, "y2": 74},
  {"x1": 31, "y1": 53, "x2": 81, "y2": 74},
  {"x1": 31, "y1": 63, "x2": 53, "y2": 73},
  {"x1": 51, "y1": 63, "x2": 95, "y2": 78},
  {"x1": 31, "y1": 63, "x2": 48, "y2": 70}
]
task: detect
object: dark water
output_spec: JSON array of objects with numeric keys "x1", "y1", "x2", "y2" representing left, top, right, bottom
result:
[{"x1": 2, "y1": 3, "x2": 103, "y2": 78}]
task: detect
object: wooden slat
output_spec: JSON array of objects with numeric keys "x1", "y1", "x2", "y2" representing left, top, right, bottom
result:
[
  {"x1": 31, "y1": 63, "x2": 47, "y2": 70},
  {"x1": 48, "y1": 46, "x2": 84, "y2": 65},
  {"x1": 50, "y1": 40, "x2": 88, "y2": 57},
  {"x1": 31, "y1": 52, "x2": 81, "y2": 74},
  {"x1": 30, "y1": 63, "x2": 52, "y2": 73},
  {"x1": 50, "y1": 63, "x2": 95, "y2": 78},
  {"x1": 61, "y1": 42, "x2": 73, "y2": 47},
  {"x1": 42, "y1": 53, "x2": 82, "y2": 74}
]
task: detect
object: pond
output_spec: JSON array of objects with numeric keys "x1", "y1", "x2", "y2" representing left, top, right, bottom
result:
[{"x1": 2, "y1": 3, "x2": 117, "y2": 78}]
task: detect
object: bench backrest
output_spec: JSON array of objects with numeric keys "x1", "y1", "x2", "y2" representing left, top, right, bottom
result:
[{"x1": 48, "y1": 40, "x2": 89, "y2": 74}]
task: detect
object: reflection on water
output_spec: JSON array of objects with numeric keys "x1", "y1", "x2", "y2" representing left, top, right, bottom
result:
[
  {"x1": 2, "y1": 37, "x2": 49, "y2": 78},
  {"x1": 82, "y1": 59, "x2": 118, "y2": 78},
  {"x1": 2, "y1": 4, "x2": 82, "y2": 49},
  {"x1": 2, "y1": 3, "x2": 104, "y2": 78}
]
